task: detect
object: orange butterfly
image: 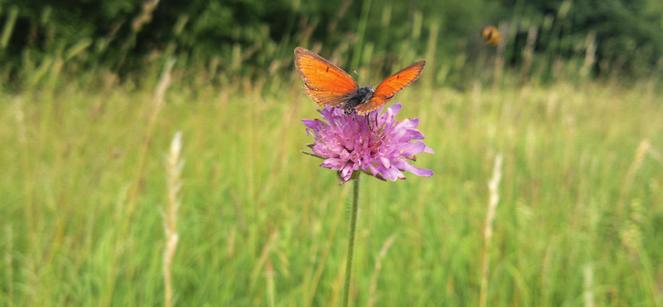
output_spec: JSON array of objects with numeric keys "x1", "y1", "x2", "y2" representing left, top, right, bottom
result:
[
  {"x1": 294, "y1": 47, "x2": 425, "y2": 115},
  {"x1": 481, "y1": 25, "x2": 501, "y2": 46}
]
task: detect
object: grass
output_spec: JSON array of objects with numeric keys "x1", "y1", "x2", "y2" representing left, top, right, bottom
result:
[{"x1": 1, "y1": 74, "x2": 663, "y2": 306}]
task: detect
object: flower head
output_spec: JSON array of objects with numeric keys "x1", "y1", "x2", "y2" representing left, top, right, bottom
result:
[{"x1": 303, "y1": 104, "x2": 433, "y2": 182}]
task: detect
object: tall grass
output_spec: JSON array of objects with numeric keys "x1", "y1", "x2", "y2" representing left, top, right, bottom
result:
[
  {"x1": 5, "y1": 1, "x2": 661, "y2": 93},
  {"x1": 1, "y1": 67, "x2": 662, "y2": 305}
]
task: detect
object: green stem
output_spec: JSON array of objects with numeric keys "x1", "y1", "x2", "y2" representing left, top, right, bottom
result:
[{"x1": 343, "y1": 175, "x2": 360, "y2": 307}]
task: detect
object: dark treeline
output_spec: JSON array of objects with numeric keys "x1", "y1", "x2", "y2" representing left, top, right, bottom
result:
[{"x1": 1, "y1": 0, "x2": 662, "y2": 83}]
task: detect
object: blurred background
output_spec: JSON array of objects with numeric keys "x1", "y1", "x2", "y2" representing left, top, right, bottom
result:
[
  {"x1": 2, "y1": 0, "x2": 663, "y2": 85},
  {"x1": 1, "y1": 1, "x2": 662, "y2": 306}
]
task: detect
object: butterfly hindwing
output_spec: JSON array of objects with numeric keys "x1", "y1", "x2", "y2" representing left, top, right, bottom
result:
[
  {"x1": 294, "y1": 47, "x2": 358, "y2": 107},
  {"x1": 355, "y1": 61, "x2": 425, "y2": 115}
]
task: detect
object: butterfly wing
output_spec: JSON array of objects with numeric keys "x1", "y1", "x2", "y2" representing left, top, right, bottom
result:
[
  {"x1": 294, "y1": 47, "x2": 358, "y2": 107},
  {"x1": 355, "y1": 61, "x2": 425, "y2": 115}
]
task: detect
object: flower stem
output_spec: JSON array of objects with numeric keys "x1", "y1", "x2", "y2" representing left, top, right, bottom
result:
[{"x1": 343, "y1": 175, "x2": 360, "y2": 307}]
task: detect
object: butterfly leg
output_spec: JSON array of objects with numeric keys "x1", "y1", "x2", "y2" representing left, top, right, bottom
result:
[{"x1": 344, "y1": 105, "x2": 355, "y2": 115}]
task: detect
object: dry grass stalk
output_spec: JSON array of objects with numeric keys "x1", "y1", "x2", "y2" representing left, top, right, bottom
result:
[
  {"x1": 327, "y1": 0, "x2": 352, "y2": 33},
  {"x1": 132, "y1": 0, "x2": 160, "y2": 33},
  {"x1": 250, "y1": 232, "x2": 279, "y2": 290},
  {"x1": 424, "y1": 20, "x2": 439, "y2": 89},
  {"x1": 581, "y1": 31, "x2": 597, "y2": 78},
  {"x1": 266, "y1": 261, "x2": 276, "y2": 307},
  {"x1": 618, "y1": 139, "x2": 651, "y2": 213},
  {"x1": 153, "y1": 59, "x2": 175, "y2": 111},
  {"x1": 583, "y1": 264, "x2": 595, "y2": 307},
  {"x1": 14, "y1": 98, "x2": 35, "y2": 235},
  {"x1": 521, "y1": 26, "x2": 538, "y2": 78},
  {"x1": 0, "y1": 6, "x2": 18, "y2": 49},
  {"x1": 163, "y1": 131, "x2": 183, "y2": 307},
  {"x1": 367, "y1": 234, "x2": 397, "y2": 307},
  {"x1": 14, "y1": 98, "x2": 26, "y2": 144},
  {"x1": 126, "y1": 59, "x2": 174, "y2": 218},
  {"x1": 621, "y1": 200, "x2": 644, "y2": 258},
  {"x1": 479, "y1": 153, "x2": 503, "y2": 307},
  {"x1": 622, "y1": 139, "x2": 650, "y2": 192},
  {"x1": 493, "y1": 23, "x2": 507, "y2": 83},
  {"x1": 5, "y1": 224, "x2": 14, "y2": 307}
]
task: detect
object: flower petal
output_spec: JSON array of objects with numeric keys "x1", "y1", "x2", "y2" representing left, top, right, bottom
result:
[
  {"x1": 340, "y1": 165, "x2": 354, "y2": 182},
  {"x1": 321, "y1": 158, "x2": 345, "y2": 170},
  {"x1": 388, "y1": 103, "x2": 402, "y2": 115},
  {"x1": 380, "y1": 157, "x2": 391, "y2": 169},
  {"x1": 395, "y1": 160, "x2": 434, "y2": 177},
  {"x1": 400, "y1": 142, "x2": 428, "y2": 156}
]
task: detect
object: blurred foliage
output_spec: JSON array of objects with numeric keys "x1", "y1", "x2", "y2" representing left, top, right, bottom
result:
[{"x1": 0, "y1": 0, "x2": 661, "y2": 82}]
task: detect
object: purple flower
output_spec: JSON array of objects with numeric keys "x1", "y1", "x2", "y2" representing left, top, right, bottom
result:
[{"x1": 303, "y1": 104, "x2": 434, "y2": 182}]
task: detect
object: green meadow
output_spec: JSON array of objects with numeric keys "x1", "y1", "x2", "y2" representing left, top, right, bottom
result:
[
  {"x1": 1, "y1": 74, "x2": 662, "y2": 306},
  {"x1": 2, "y1": 0, "x2": 663, "y2": 306}
]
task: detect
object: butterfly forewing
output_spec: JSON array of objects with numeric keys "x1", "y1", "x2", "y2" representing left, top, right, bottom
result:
[
  {"x1": 294, "y1": 47, "x2": 358, "y2": 107},
  {"x1": 355, "y1": 61, "x2": 425, "y2": 115}
]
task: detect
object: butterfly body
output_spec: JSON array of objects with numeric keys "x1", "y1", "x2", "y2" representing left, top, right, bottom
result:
[
  {"x1": 294, "y1": 47, "x2": 424, "y2": 115},
  {"x1": 343, "y1": 87, "x2": 375, "y2": 114}
]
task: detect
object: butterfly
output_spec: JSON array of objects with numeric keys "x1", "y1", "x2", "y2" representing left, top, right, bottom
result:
[
  {"x1": 294, "y1": 47, "x2": 425, "y2": 115},
  {"x1": 481, "y1": 25, "x2": 501, "y2": 46}
]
